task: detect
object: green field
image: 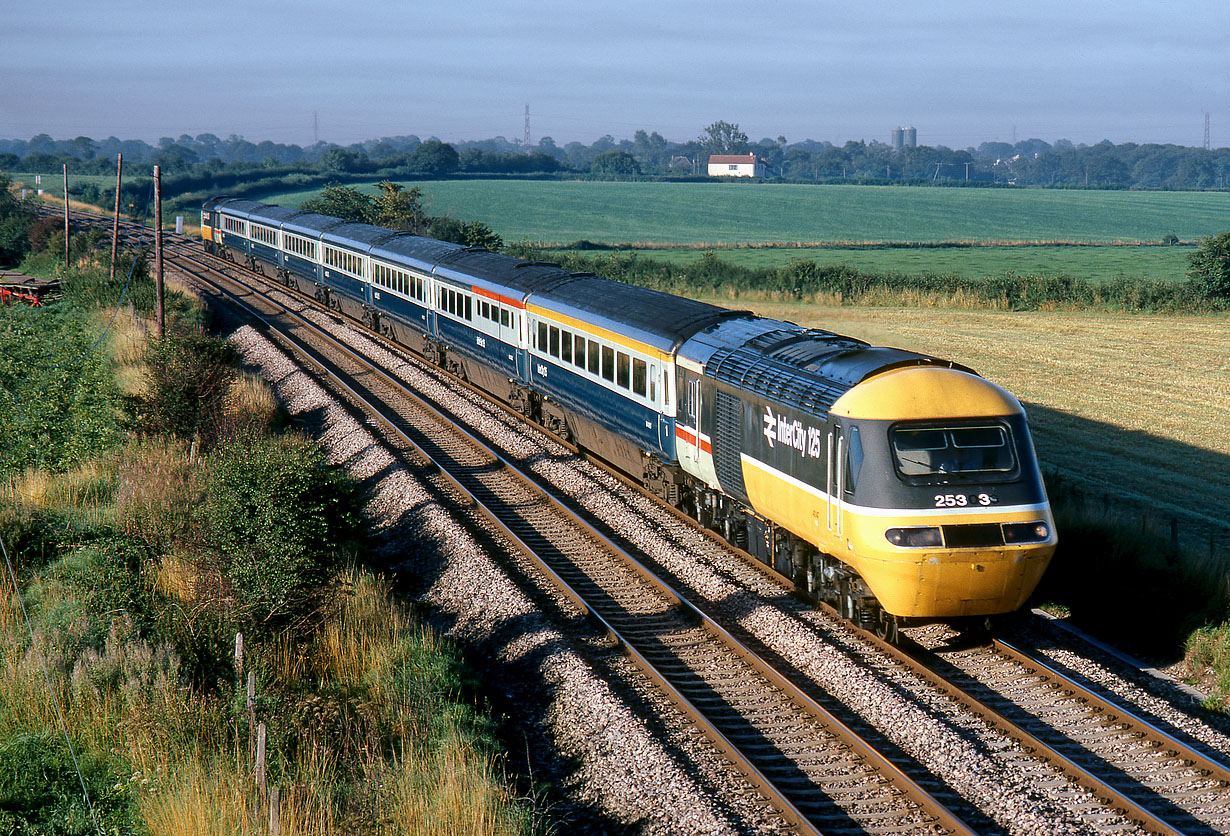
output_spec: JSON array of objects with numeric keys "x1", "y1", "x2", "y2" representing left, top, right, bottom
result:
[{"x1": 266, "y1": 180, "x2": 1230, "y2": 246}]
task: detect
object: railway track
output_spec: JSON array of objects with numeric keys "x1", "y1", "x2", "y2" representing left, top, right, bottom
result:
[
  {"x1": 166, "y1": 227, "x2": 979, "y2": 835},
  {"x1": 906, "y1": 633, "x2": 1230, "y2": 835},
  {"x1": 54, "y1": 205, "x2": 1230, "y2": 834}
]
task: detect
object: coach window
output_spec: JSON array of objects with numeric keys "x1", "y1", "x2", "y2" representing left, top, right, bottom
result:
[
  {"x1": 616, "y1": 352, "x2": 630, "y2": 389},
  {"x1": 549, "y1": 326, "x2": 560, "y2": 358},
  {"x1": 536, "y1": 321, "x2": 547, "y2": 352},
  {"x1": 648, "y1": 364, "x2": 657, "y2": 402},
  {"x1": 573, "y1": 335, "x2": 586, "y2": 369},
  {"x1": 601, "y1": 345, "x2": 615, "y2": 383},
  {"x1": 588, "y1": 340, "x2": 600, "y2": 376},
  {"x1": 465, "y1": 295, "x2": 472, "y2": 321},
  {"x1": 501, "y1": 308, "x2": 510, "y2": 328},
  {"x1": 560, "y1": 329, "x2": 572, "y2": 363},
  {"x1": 632, "y1": 358, "x2": 647, "y2": 397}
]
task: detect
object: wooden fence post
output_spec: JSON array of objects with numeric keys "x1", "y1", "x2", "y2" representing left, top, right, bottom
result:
[
  {"x1": 255, "y1": 721, "x2": 267, "y2": 802},
  {"x1": 269, "y1": 785, "x2": 280, "y2": 836}
]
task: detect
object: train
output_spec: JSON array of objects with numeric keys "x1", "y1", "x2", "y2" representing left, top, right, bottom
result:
[{"x1": 201, "y1": 195, "x2": 1056, "y2": 641}]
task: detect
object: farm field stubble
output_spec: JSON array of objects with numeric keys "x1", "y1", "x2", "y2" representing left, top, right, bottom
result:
[{"x1": 716, "y1": 300, "x2": 1230, "y2": 542}]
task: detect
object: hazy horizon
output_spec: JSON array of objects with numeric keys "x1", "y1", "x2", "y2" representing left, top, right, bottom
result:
[{"x1": 5, "y1": 0, "x2": 1227, "y2": 150}]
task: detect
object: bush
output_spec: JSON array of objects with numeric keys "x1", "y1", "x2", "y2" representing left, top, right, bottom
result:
[
  {"x1": 124, "y1": 327, "x2": 236, "y2": 444},
  {"x1": 197, "y1": 433, "x2": 363, "y2": 634},
  {"x1": 0, "y1": 305, "x2": 122, "y2": 479},
  {"x1": 1187, "y1": 230, "x2": 1230, "y2": 298},
  {"x1": 0, "y1": 733, "x2": 142, "y2": 835}
]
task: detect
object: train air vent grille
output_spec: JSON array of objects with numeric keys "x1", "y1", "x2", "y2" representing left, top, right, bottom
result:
[{"x1": 713, "y1": 391, "x2": 746, "y2": 498}]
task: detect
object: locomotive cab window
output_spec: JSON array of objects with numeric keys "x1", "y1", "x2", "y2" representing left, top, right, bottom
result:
[
  {"x1": 845, "y1": 426, "x2": 864, "y2": 493},
  {"x1": 891, "y1": 423, "x2": 1015, "y2": 481}
]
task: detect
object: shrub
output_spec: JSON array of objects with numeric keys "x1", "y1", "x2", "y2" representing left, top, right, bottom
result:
[
  {"x1": 1187, "y1": 230, "x2": 1230, "y2": 298},
  {"x1": 196, "y1": 433, "x2": 363, "y2": 634},
  {"x1": 0, "y1": 733, "x2": 142, "y2": 835},
  {"x1": 124, "y1": 327, "x2": 236, "y2": 445}
]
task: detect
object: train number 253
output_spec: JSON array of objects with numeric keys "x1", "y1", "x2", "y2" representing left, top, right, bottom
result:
[{"x1": 935, "y1": 493, "x2": 994, "y2": 507}]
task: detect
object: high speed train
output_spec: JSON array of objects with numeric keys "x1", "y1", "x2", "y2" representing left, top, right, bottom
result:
[{"x1": 202, "y1": 195, "x2": 1056, "y2": 641}]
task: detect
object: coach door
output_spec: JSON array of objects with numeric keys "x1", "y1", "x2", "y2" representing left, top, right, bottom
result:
[
  {"x1": 679, "y1": 372, "x2": 701, "y2": 472},
  {"x1": 827, "y1": 422, "x2": 845, "y2": 540}
]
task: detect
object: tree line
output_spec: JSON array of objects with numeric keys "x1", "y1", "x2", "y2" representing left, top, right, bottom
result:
[{"x1": 5, "y1": 124, "x2": 1230, "y2": 189}]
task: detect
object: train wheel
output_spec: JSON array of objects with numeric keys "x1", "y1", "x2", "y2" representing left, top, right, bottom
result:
[{"x1": 873, "y1": 611, "x2": 900, "y2": 644}]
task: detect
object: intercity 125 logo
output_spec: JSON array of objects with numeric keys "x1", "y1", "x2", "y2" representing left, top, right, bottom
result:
[{"x1": 763, "y1": 406, "x2": 825, "y2": 459}]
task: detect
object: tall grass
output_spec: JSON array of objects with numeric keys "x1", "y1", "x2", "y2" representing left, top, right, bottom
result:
[{"x1": 1, "y1": 443, "x2": 538, "y2": 834}]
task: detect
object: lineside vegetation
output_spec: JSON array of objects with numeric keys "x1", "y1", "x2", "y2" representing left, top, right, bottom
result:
[{"x1": 0, "y1": 187, "x2": 541, "y2": 833}]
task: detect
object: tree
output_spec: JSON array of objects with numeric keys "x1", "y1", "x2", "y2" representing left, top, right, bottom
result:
[
  {"x1": 408, "y1": 140, "x2": 460, "y2": 174},
  {"x1": 590, "y1": 149, "x2": 640, "y2": 177},
  {"x1": 1187, "y1": 231, "x2": 1230, "y2": 298},
  {"x1": 0, "y1": 173, "x2": 33, "y2": 267},
  {"x1": 373, "y1": 180, "x2": 426, "y2": 233},
  {"x1": 428, "y1": 216, "x2": 502, "y2": 251},
  {"x1": 320, "y1": 147, "x2": 370, "y2": 173},
  {"x1": 299, "y1": 183, "x2": 375, "y2": 223},
  {"x1": 700, "y1": 120, "x2": 749, "y2": 155}
]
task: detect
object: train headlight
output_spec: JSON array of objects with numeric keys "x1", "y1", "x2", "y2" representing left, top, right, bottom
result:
[
  {"x1": 885, "y1": 526, "x2": 943, "y2": 547},
  {"x1": 1002, "y1": 521, "x2": 1050, "y2": 544}
]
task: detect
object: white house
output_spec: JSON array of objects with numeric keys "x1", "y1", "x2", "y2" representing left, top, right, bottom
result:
[{"x1": 706, "y1": 153, "x2": 765, "y2": 178}]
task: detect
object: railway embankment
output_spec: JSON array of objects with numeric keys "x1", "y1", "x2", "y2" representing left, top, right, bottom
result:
[{"x1": 0, "y1": 231, "x2": 543, "y2": 832}]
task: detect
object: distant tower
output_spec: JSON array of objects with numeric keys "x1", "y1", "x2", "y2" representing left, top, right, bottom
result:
[
  {"x1": 892, "y1": 127, "x2": 904, "y2": 151},
  {"x1": 1205, "y1": 112, "x2": 1211, "y2": 150},
  {"x1": 905, "y1": 126, "x2": 917, "y2": 148},
  {"x1": 524, "y1": 104, "x2": 531, "y2": 150}
]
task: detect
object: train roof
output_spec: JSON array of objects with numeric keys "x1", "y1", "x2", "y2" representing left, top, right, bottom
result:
[
  {"x1": 208, "y1": 197, "x2": 270, "y2": 219},
  {"x1": 685, "y1": 318, "x2": 976, "y2": 415},
  {"x1": 321, "y1": 222, "x2": 404, "y2": 250},
  {"x1": 433, "y1": 252, "x2": 579, "y2": 302},
  {"x1": 532, "y1": 276, "x2": 748, "y2": 354},
  {"x1": 279, "y1": 212, "x2": 348, "y2": 237},
  {"x1": 246, "y1": 205, "x2": 306, "y2": 226},
  {"x1": 371, "y1": 234, "x2": 469, "y2": 275}
]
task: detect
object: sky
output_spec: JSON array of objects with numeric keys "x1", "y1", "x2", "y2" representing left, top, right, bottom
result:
[{"x1": 4, "y1": 0, "x2": 1229, "y2": 150}]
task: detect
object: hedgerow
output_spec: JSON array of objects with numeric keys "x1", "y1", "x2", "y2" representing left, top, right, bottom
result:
[{"x1": 511, "y1": 245, "x2": 1228, "y2": 313}]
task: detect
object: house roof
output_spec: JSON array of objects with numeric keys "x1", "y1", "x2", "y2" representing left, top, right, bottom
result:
[{"x1": 708, "y1": 154, "x2": 759, "y2": 164}]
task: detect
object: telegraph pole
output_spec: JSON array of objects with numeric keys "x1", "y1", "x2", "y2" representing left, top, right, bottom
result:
[
  {"x1": 153, "y1": 165, "x2": 165, "y2": 339},
  {"x1": 63, "y1": 164, "x2": 70, "y2": 266},
  {"x1": 110, "y1": 154, "x2": 122, "y2": 285}
]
